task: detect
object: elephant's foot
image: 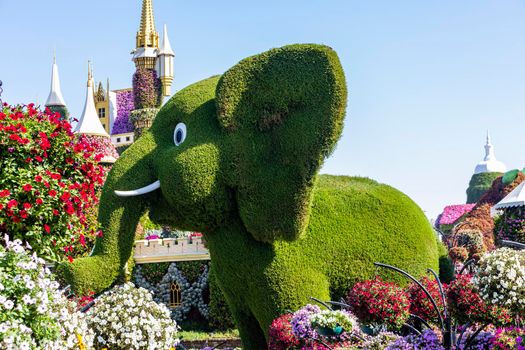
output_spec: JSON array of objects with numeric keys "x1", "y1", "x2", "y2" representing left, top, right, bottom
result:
[
  {"x1": 57, "y1": 255, "x2": 120, "y2": 296},
  {"x1": 231, "y1": 307, "x2": 268, "y2": 350}
]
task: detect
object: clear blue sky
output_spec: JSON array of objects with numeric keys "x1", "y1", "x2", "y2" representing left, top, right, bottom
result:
[{"x1": 1, "y1": 0, "x2": 525, "y2": 219}]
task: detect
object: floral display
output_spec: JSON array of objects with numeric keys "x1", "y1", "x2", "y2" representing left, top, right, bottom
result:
[
  {"x1": 385, "y1": 329, "x2": 444, "y2": 350},
  {"x1": 310, "y1": 309, "x2": 358, "y2": 335},
  {"x1": 0, "y1": 103, "x2": 104, "y2": 262},
  {"x1": 494, "y1": 206, "x2": 525, "y2": 244},
  {"x1": 437, "y1": 204, "x2": 476, "y2": 226},
  {"x1": 0, "y1": 236, "x2": 93, "y2": 349},
  {"x1": 86, "y1": 282, "x2": 179, "y2": 349},
  {"x1": 77, "y1": 134, "x2": 119, "y2": 163},
  {"x1": 290, "y1": 304, "x2": 321, "y2": 340},
  {"x1": 111, "y1": 90, "x2": 135, "y2": 135},
  {"x1": 473, "y1": 248, "x2": 525, "y2": 315},
  {"x1": 361, "y1": 332, "x2": 400, "y2": 349},
  {"x1": 346, "y1": 277, "x2": 410, "y2": 330},
  {"x1": 132, "y1": 68, "x2": 162, "y2": 109},
  {"x1": 455, "y1": 330, "x2": 494, "y2": 350},
  {"x1": 490, "y1": 327, "x2": 525, "y2": 350},
  {"x1": 268, "y1": 314, "x2": 300, "y2": 350},
  {"x1": 447, "y1": 274, "x2": 512, "y2": 326},
  {"x1": 406, "y1": 276, "x2": 445, "y2": 325}
]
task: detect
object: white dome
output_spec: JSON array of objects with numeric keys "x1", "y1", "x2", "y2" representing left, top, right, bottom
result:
[{"x1": 474, "y1": 132, "x2": 506, "y2": 174}]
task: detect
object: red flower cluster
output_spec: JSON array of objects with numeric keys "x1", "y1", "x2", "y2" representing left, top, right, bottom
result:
[
  {"x1": 447, "y1": 274, "x2": 513, "y2": 326},
  {"x1": 407, "y1": 276, "x2": 446, "y2": 325},
  {"x1": 268, "y1": 314, "x2": 300, "y2": 350},
  {"x1": 346, "y1": 277, "x2": 410, "y2": 329},
  {"x1": 0, "y1": 103, "x2": 105, "y2": 262}
]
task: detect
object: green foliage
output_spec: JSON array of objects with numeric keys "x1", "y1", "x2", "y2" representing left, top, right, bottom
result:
[
  {"x1": 437, "y1": 239, "x2": 454, "y2": 283},
  {"x1": 466, "y1": 172, "x2": 501, "y2": 203},
  {"x1": 61, "y1": 44, "x2": 442, "y2": 349},
  {"x1": 208, "y1": 265, "x2": 235, "y2": 330},
  {"x1": 136, "y1": 262, "x2": 170, "y2": 284}
]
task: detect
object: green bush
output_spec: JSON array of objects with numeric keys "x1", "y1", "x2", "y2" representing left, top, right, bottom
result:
[
  {"x1": 466, "y1": 172, "x2": 501, "y2": 203},
  {"x1": 208, "y1": 264, "x2": 235, "y2": 330}
]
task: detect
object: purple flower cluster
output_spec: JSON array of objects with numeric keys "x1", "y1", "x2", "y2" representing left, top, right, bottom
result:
[
  {"x1": 290, "y1": 304, "x2": 321, "y2": 340},
  {"x1": 386, "y1": 330, "x2": 444, "y2": 350},
  {"x1": 437, "y1": 204, "x2": 476, "y2": 225},
  {"x1": 132, "y1": 68, "x2": 162, "y2": 110},
  {"x1": 111, "y1": 90, "x2": 134, "y2": 135},
  {"x1": 456, "y1": 331, "x2": 494, "y2": 350},
  {"x1": 495, "y1": 206, "x2": 525, "y2": 243}
]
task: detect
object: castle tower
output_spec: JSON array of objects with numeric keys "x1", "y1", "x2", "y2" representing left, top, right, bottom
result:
[
  {"x1": 157, "y1": 24, "x2": 175, "y2": 97},
  {"x1": 75, "y1": 62, "x2": 110, "y2": 137},
  {"x1": 466, "y1": 131, "x2": 507, "y2": 203},
  {"x1": 45, "y1": 54, "x2": 69, "y2": 120},
  {"x1": 132, "y1": 0, "x2": 159, "y2": 70}
]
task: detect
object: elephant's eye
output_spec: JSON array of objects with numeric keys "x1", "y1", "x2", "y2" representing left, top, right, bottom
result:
[{"x1": 173, "y1": 123, "x2": 187, "y2": 146}]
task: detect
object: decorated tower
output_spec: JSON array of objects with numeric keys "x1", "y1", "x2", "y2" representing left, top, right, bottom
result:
[
  {"x1": 45, "y1": 55, "x2": 69, "y2": 120},
  {"x1": 466, "y1": 131, "x2": 506, "y2": 203},
  {"x1": 157, "y1": 24, "x2": 175, "y2": 97},
  {"x1": 75, "y1": 62, "x2": 119, "y2": 165}
]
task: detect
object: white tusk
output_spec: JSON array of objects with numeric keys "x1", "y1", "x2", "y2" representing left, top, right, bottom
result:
[{"x1": 114, "y1": 180, "x2": 161, "y2": 197}]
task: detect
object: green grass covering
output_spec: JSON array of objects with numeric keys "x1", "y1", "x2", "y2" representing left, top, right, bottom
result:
[
  {"x1": 178, "y1": 329, "x2": 239, "y2": 341},
  {"x1": 60, "y1": 44, "x2": 443, "y2": 349},
  {"x1": 466, "y1": 172, "x2": 501, "y2": 203}
]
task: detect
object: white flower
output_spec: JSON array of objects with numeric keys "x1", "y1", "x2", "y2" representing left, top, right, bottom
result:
[{"x1": 3, "y1": 300, "x2": 14, "y2": 310}]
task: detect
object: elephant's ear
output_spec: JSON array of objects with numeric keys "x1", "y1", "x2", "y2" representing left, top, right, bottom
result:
[{"x1": 216, "y1": 44, "x2": 347, "y2": 243}]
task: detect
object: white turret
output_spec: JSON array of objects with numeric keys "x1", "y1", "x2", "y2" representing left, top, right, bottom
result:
[
  {"x1": 474, "y1": 131, "x2": 506, "y2": 174},
  {"x1": 45, "y1": 55, "x2": 66, "y2": 107},
  {"x1": 75, "y1": 62, "x2": 110, "y2": 137},
  {"x1": 157, "y1": 24, "x2": 175, "y2": 97}
]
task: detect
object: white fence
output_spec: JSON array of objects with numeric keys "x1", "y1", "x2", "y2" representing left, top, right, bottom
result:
[{"x1": 133, "y1": 237, "x2": 210, "y2": 264}]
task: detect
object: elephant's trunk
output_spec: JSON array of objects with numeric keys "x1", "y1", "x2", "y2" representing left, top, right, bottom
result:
[{"x1": 59, "y1": 133, "x2": 157, "y2": 295}]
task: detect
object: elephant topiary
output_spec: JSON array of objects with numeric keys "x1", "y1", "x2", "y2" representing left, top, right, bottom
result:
[{"x1": 60, "y1": 44, "x2": 448, "y2": 349}]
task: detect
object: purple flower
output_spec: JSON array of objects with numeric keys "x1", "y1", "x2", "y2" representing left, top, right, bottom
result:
[
  {"x1": 111, "y1": 90, "x2": 134, "y2": 135},
  {"x1": 290, "y1": 304, "x2": 320, "y2": 340}
]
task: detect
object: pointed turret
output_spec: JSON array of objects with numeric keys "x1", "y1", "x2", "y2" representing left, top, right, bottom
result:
[
  {"x1": 157, "y1": 24, "x2": 175, "y2": 97},
  {"x1": 132, "y1": 0, "x2": 159, "y2": 69},
  {"x1": 474, "y1": 130, "x2": 506, "y2": 174},
  {"x1": 45, "y1": 54, "x2": 69, "y2": 120},
  {"x1": 75, "y1": 62, "x2": 110, "y2": 137}
]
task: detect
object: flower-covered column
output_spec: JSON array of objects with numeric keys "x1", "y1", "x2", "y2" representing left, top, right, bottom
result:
[{"x1": 131, "y1": 68, "x2": 162, "y2": 139}]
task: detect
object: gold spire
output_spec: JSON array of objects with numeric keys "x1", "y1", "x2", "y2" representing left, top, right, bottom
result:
[
  {"x1": 136, "y1": 0, "x2": 159, "y2": 48},
  {"x1": 87, "y1": 61, "x2": 93, "y2": 87}
]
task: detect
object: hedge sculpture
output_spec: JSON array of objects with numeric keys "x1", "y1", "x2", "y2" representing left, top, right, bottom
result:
[{"x1": 60, "y1": 44, "x2": 446, "y2": 349}]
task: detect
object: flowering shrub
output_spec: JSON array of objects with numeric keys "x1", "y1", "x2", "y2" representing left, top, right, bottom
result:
[
  {"x1": 385, "y1": 329, "x2": 444, "y2": 350},
  {"x1": 290, "y1": 304, "x2": 321, "y2": 340},
  {"x1": 133, "y1": 68, "x2": 162, "y2": 109},
  {"x1": 494, "y1": 206, "x2": 525, "y2": 244},
  {"x1": 473, "y1": 248, "x2": 525, "y2": 315},
  {"x1": 268, "y1": 314, "x2": 300, "y2": 350},
  {"x1": 491, "y1": 327, "x2": 525, "y2": 350},
  {"x1": 447, "y1": 274, "x2": 512, "y2": 326},
  {"x1": 438, "y1": 204, "x2": 476, "y2": 226},
  {"x1": 0, "y1": 103, "x2": 104, "y2": 262},
  {"x1": 77, "y1": 134, "x2": 119, "y2": 163},
  {"x1": 112, "y1": 89, "x2": 135, "y2": 135},
  {"x1": 0, "y1": 236, "x2": 93, "y2": 349},
  {"x1": 86, "y1": 282, "x2": 179, "y2": 349},
  {"x1": 406, "y1": 276, "x2": 445, "y2": 325},
  {"x1": 346, "y1": 277, "x2": 410, "y2": 330},
  {"x1": 269, "y1": 305, "x2": 360, "y2": 349}
]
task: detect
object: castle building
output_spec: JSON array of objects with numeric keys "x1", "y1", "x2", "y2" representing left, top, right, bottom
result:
[
  {"x1": 131, "y1": 0, "x2": 175, "y2": 97},
  {"x1": 43, "y1": 0, "x2": 173, "y2": 147}
]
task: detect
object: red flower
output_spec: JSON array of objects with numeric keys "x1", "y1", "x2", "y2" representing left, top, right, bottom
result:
[
  {"x1": 22, "y1": 184, "x2": 32, "y2": 192},
  {"x1": 35, "y1": 198, "x2": 43, "y2": 205},
  {"x1": 0, "y1": 204, "x2": 3, "y2": 210},
  {"x1": 20, "y1": 210, "x2": 28, "y2": 219},
  {"x1": 60, "y1": 192, "x2": 71, "y2": 202},
  {"x1": 44, "y1": 224, "x2": 50, "y2": 233},
  {"x1": 23, "y1": 202, "x2": 31, "y2": 209},
  {"x1": 64, "y1": 202, "x2": 75, "y2": 215},
  {"x1": 7, "y1": 199, "x2": 18, "y2": 209},
  {"x1": 48, "y1": 189, "x2": 57, "y2": 197},
  {"x1": 67, "y1": 256, "x2": 74, "y2": 263},
  {"x1": 0, "y1": 189, "x2": 10, "y2": 197},
  {"x1": 34, "y1": 175, "x2": 43, "y2": 182},
  {"x1": 53, "y1": 209, "x2": 59, "y2": 216},
  {"x1": 12, "y1": 216, "x2": 20, "y2": 223},
  {"x1": 34, "y1": 156, "x2": 43, "y2": 162}
]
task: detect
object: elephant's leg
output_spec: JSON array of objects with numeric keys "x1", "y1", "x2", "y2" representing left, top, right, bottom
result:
[{"x1": 229, "y1": 304, "x2": 267, "y2": 350}]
